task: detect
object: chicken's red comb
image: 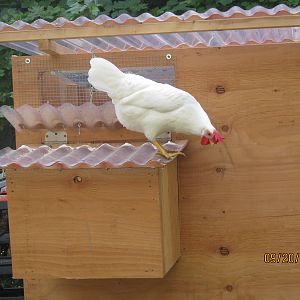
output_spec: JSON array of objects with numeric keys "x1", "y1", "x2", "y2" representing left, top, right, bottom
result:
[{"x1": 212, "y1": 130, "x2": 224, "y2": 144}]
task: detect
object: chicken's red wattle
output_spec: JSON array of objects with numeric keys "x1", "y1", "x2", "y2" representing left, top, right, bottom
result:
[{"x1": 200, "y1": 136, "x2": 210, "y2": 145}]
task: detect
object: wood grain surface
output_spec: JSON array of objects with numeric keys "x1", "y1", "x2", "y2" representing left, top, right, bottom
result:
[
  {"x1": 7, "y1": 167, "x2": 179, "y2": 278},
  {"x1": 11, "y1": 42, "x2": 300, "y2": 299},
  {"x1": 159, "y1": 159, "x2": 180, "y2": 273}
]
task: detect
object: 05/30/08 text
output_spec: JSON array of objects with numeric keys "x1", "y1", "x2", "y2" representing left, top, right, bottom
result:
[{"x1": 264, "y1": 253, "x2": 299, "y2": 263}]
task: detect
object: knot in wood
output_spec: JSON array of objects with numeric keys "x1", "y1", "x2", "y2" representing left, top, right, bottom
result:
[
  {"x1": 219, "y1": 246, "x2": 229, "y2": 256},
  {"x1": 216, "y1": 85, "x2": 225, "y2": 94},
  {"x1": 225, "y1": 285, "x2": 233, "y2": 292},
  {"x1": 216, "y1": 167, "x2": 225, "y2": 174},
  {"x1": 221, "y1": 125, "x2": 229, "y2": 132},
  {"x1": 73, "y1": 176, "x2": 82, "y2": 183}
]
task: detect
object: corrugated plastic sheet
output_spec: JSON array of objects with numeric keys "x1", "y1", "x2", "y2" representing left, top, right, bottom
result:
[
  {"x1": 1, "y1": 5, "x2": 300, "y2": 54},
  {"x1": 0, "y1": 102, "x2": 120, "y2": 132},
  {"x1": 0, "y1": 141, "x2": 187, "y2": 169}
]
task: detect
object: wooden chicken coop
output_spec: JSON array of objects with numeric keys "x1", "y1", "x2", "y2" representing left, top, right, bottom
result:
[{"x1": 1, "y1": 4, "x2": 300, "y2": 300}]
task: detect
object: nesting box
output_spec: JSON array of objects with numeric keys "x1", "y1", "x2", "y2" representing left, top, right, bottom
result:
[{"x1": 6, "y1": 152, "x2": 180, "y2": 279}]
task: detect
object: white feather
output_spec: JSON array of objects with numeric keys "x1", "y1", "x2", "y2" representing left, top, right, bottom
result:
[{"x1": 88, "y1": 58, "x2": 215, "y2": 141}]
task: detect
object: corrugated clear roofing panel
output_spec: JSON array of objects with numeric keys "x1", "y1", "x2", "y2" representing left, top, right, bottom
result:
[
  {"x1": 181, "y1": 32, "x2": 206, "y2": 47},
  {"x1": 0, "y1": 141, "x2": 188, "y2": 169},
  {"x1": 0, "y1": 41, "x2": 42, "y2": 55},
  {"x1": 95, "y1": 36, "x2": 134, "y2": 51},
  {"x1": 1, "y1": 5, "x2": 300, "y2": 54},
  {"x1": 59, "y1": 38, "x2": 114, "y2": 52},
  {"x1": 134, "y1": 34, "x2": 168, "y2": 49},
  {"x1": 58, "y1": 38, "x2": 96, "y2": 53},
  {"x1": 155, "y1": 33, "x2": 185, "y2": 48},
  {"x1": 2, "y1": 28, "x2": 300, "y2": 55},
  {"x1": 117, "y1": 36, "x2": 146, "y2": 49},
  {"x1": 0, "y1": 102, "x2": 120, "y2": 132},
  {"x1": 92, "y1": 38, "x2": 117, "y2": 51},
  {"x1": 55, "y1": 39, "x2": 88, "y2": 53}
]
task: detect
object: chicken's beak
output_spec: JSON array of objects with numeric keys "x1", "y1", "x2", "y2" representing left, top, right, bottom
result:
[{"x1": 201, "y1": 131, "x2": 224, "y2": 145}]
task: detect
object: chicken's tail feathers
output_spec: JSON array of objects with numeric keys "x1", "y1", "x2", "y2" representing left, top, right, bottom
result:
[{"x1": 88, "y1": 58, "x2": 125, "y2": 93}]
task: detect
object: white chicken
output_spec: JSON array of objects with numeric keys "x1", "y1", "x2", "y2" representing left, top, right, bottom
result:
[{"x1": 88, "y1": 58, "x2": 223, "y2": 159}]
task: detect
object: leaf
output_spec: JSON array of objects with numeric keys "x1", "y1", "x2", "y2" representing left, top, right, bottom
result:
[
  {"x1": 218, "y1": 0, "x2": 235, "y2": 6},
  {"x1": 88, "y1": 2, "x2": 100, "y2": 17}
]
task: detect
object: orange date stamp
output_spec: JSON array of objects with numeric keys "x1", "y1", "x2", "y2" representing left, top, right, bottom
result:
[{"x1": 264, "y1": 253, "x2": 299, "y2": 263}]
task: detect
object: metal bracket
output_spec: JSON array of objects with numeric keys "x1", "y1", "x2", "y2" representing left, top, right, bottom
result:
[{"x1": 44, "y1": 131, "x2": 67, "y2": 146}]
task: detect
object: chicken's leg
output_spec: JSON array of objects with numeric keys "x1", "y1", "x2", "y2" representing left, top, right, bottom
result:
[{"x1": 152, "y1": 140, "x2": 185, "y2": 159}]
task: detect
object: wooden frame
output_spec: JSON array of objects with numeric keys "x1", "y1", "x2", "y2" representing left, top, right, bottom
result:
[
  {"x1": 38, "y1": 40, "x2": 74, "y2": 55},
  {"x1": 11, "y1": 53, "x2": 175, "y2": 146}
]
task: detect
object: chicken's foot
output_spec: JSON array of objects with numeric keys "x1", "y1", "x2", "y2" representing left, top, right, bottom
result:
[{"x1": 152, "y1": 140, "x2": 185, "y2": 159}]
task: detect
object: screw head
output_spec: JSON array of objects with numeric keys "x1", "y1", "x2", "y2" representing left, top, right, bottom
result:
[{"x1": 166, "y1": 53, "x2": 172, "y2": 60}]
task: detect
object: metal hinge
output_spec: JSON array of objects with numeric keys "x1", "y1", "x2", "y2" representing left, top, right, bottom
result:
[{"x1": 44, "y1": 131, "x2": 67, "y2": 146}]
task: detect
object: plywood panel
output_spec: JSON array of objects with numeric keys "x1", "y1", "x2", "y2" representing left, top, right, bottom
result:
[
  {"x1": 18, "y1": 43, "x2": 300, "y2": 299},
  {"x1": 7, "y1": 168, "x2": 165, "y2": 278}
]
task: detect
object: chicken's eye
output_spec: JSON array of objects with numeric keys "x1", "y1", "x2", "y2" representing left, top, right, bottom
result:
[{"x1": 207, "y1": 132, "x2": 212, "y2": 137}]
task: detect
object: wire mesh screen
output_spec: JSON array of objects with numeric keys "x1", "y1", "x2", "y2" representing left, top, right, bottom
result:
[{"x1": 12, "y1": 54, "x2": 176, "y2": 108}]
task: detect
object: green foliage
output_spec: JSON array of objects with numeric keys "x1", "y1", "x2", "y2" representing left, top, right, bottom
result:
[
  {"x1": 0, "y1": 0, "x2": 148, "y2": 22},
  {"x1": 0, "y1": 47, "x2": 14, "y2": 107},
  {"x1": 150, "y1": 0, "x2": 300, "y2": 14}
]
